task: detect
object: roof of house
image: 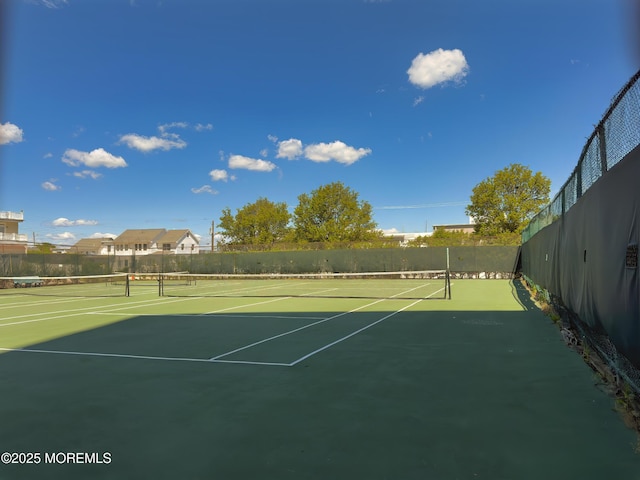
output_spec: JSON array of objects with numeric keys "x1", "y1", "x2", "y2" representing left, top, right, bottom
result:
[
  {"x1": 157, "y1": 229, "x2": 197, "y2": 245},
  {"x1": 433, "y1": 223, "x2": 475, "y2": 230},
  {"x1": 114, "y1": 229, "x2": 167, "y2": 244},
  {"x1": 72, "y1": 237, "x2": 113, "y2": 250}
]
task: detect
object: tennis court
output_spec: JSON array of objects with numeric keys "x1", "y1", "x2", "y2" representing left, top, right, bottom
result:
[{"x1": 0, "y1": 278, "x2": 638, "y2": 479}]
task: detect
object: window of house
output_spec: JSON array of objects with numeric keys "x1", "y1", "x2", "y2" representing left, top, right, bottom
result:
[
  {"x1": 163, "y1": 243, "x2": 171, "y2": 251},
  {"x1": 181, "y1": 244, "x2": 185, "y2": 250},
  {"x1": 143, "y1": 244, "x2": 147, "y2": 250}
]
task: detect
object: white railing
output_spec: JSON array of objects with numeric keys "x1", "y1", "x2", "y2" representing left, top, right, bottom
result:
[
  {"x1": 0, "y1": 233, "x2": 28, "y2": 242},
  {"x1": 0, "y1": 211, "x2": 24, "y2": 221}
]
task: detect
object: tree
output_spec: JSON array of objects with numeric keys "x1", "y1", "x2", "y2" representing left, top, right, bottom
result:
[
  {"x1": 293, "y1": 182, "x2": 380, "y2": 243},
  {"x1": 218, "y1": 197, "x2": 291, "y2": 246},
  {"x1": 466, "y1": 163, "x2": 551, "y2": 235},
  {"x1": 29, "y1": 242, "x2": 55, "y2": 254}
]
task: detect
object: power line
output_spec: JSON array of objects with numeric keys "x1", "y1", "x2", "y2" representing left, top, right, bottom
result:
[{"x1": 375, "y1": 201, "x2": 467, "y2": 210}]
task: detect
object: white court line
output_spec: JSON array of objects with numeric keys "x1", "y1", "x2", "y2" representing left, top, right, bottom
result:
[
  {"x1": 203, "y1": 296, "x2": 291, "y2": 315},
  {"x1": 290, "y1": 300, "x2": 421, "y2": 365},
  {"x1": 88, "y1": 312, "x2": 326, "y2": 320},
  {"x1": 289, "y1": 285, "x2": 446, "y2": 365},
  {"x1": 0, "y1": 347, "x2": 289, "y2": 367},
  {"x1": 0, "y1": 296, "x2": 195, "y2": 327},
  {"x1": 0, "y1": 279, "x2": 170, "y2": 311},
  {"x1": 167, "y1": 280, "x2": 318, "y2": 297},
  {"x1": 0, "y1": 295, "x2": 112, "y2": 311},
  {"x1": 0, "y1": 295, "x2": 184, "y2": 322},
  {"x1": 208, "y1": 299, "x2": 387, "y2": 361},
  {"x1": 208, "y1": 282, "x2": 432, "y2": 361},
  {"x1": 0, "y1": 281, "x2": 445, "y2": 367}
]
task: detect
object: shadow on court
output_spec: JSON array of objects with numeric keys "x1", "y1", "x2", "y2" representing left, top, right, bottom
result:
[{"x1": 0, "y1": 281, "x2": 638, "y2": 479}]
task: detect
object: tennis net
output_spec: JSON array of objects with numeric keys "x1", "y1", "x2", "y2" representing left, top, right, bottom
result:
[
  {"x1": 159, "y1": 270, "x2": 451, "y2": 300},
  {"x1": 0, "y1": 273, "x2": 130, "y2": 297}
]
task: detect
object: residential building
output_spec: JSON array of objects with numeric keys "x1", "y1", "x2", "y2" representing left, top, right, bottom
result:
[
  {"x1": 112, "y1": 228, "x2": 199, "y2": 256},
  {"x1": 432, "y1": 223, "x2": 476, "y2": 234},
  {"x1": 432, "y1": 217, "x2": 477, "y2": 234},
  {"x1": 382, "y1": 231, "x2": 431, "y2": 247},
  {"x1": 158, "y1": 229, "x2": 199, "y2": 254},
  {"x1": 71, "y1": 237, "x2": 115, "y2": 255},
  {"x1": 0, "y1": 210, "x2": 28, "y2": 254}
]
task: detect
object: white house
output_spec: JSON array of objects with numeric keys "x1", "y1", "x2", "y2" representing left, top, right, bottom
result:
[
  {"x1": 71, "y1": 237, "x2": 115, "y2": 255},
  {"x1": 112, "y1": 229, "x2": 199, "y2": 256}
]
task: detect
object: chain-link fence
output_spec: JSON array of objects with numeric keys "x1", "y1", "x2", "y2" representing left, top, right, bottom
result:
[
  {"x1": 0, "y1": 246, "x2": 520, "y2": 277},
  {"x1": 522, "y1": 70, "x2": 640, "y2": 242},
  {"x1": 520, "y1": 69, "x2": 640, "y2": 384}
]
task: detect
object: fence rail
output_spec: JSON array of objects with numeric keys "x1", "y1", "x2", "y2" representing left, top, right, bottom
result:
[{"x1": 522, "y1": 70, "x2": 640, "y2": 242}]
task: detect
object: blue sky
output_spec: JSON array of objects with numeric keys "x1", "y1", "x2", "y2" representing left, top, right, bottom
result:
[{"x1": 1, "y1": 0, "x2": 638, "y2": 247}]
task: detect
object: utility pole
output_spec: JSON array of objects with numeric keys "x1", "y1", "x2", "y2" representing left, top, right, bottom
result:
[{"x1": 209, "y1": 221, "x2": 215, "y2": 253}]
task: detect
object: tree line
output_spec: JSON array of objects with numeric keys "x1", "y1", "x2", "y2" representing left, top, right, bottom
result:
[
  {"x1": 218, "y1": 182, "x2": 381, "y2": 247},
  {"x1": 217, "y1": 164, "x2": 551, "y2": 249}
]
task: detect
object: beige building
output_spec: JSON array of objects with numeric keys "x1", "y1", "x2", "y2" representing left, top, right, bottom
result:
[
  {"x1": 111, "y1": 228, "x2": 199, "y2": 256},
  {"x1": 0, "y1": 211, "x2": 28, "y2": 254},
  {"x1": 71, "y1": 237, "x2": 115, "y2": 255},
  {"x1": 432, "y1": 223, "x2": 476, "y2": 234}
]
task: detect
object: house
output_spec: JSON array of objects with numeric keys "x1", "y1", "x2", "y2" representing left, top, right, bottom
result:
[
  {"x1": 432, "y1": 223, "x2": 476, "y2": 234},
  {"x1": 382, "y1": 231, "x2": 431, "y2": 247},
  {"x1": 113, "y1": 229, "x2": 199, "y2": 256},
  {"x1": 432, "y1": 217, "x2": 477, "y2": 234},
  {"x1": 0, "y1": 210, "x2": 29, "y2": 254},
  {"x1": 71, "y1": 237, "x2": 115, "y2": 255},
  {"x1": 157, "y1": 229, "x2": 199, "y2": 255},
  {"x1": 113, "y1": 229, "x2": 166, "y2": 256}
]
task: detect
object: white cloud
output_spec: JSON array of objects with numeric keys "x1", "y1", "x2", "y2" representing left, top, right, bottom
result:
[
  {"x1": 407, "y1": 48, "x2": 469, "y2": 89},
  {"x1": 30, "y1": 0, "x2": 68, "y2": 8},
  {"x1": 413, "y1": 96, "x2": 425, "y2": 107},
  {"x1": 62, "y1": 148, "x2": 127, "y2": 168},
  {"x1": 191, "y1": 185, "x2": 219, "y2": 195},
  {"x1": 304, "y1": 141, "x2": 371, "y2": 165},
  {"x1": 42, "y1": 181, "x2": 61, "y2": 191},
  {"x1": 209, "y1": 169, "x2": 230, "y2": 182},
  {"x1": 46, "y1": 232, "x2": 75, "y2": 242},
  {"x1": 0, "y1": 122, "x2": 24, "y2": 145},
  {"x1": 267, "y1": 134, "x2": 279, "y2": 143},
  {"x1": 73, "y1": 170, "x2": 103, "y2": 179},
  {"x1": 52, "y1": 218, "x2": 99, "y2": 227},
  {"x1": 119, "y1": 133, "x2": 186, "y2": 152},
  {"x1": 277, "y1": 138, "x2": 304, "y2": 160},
  {"x1": 43, "y1": 153, "x2": 53, "y2": 159},
  {"x1": 89, "y1": 233, "x2": 116, "y2": 239},
  {"x1": 228, "y1": 155, "x2": 276, "y2": 172},
  {"x1": 158, "y1": 122, "x2": 188, "y2": 134},
  {"x1": 72, "y1": 126, "x2": 85, "y2": 138},
  {"x1": 195, "y1": 123, "x2": 213, "y2": 132}
]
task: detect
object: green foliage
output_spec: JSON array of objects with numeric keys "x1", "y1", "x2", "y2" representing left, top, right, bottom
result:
[
  {"x1": 466, "y1": 163, "x2": 551, "y2": 235},
  {"x1": 293, "y1": 182, "x2": 380, "y2": 243},
  {"x1": 218, "y1": 197, "x2": 291, "y2": 246},
  {"x1": 407, "y1": 230, "x2": 521, "y2": 247},
  {"x1": 28, "y1": 242, "x2": 55, "y2": 254}
]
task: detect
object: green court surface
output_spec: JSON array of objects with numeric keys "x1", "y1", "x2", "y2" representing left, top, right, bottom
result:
[{"x1": 0, "y1": 279, "x2": 638, "y2": 479}]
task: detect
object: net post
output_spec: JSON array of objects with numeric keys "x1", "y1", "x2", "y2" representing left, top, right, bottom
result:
[
  {"x1": 446, "y1": 247, "x2": 451, "y2": 299},
  {"x1": 125, "y1": 274, "x2": 130, "y2": 297},
  {"x1": 446, "y1": 269, "x2": 451, "y2": 299},
  {"x1": 158, "y1": 273, "x2": 163, "y2": 296}
]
